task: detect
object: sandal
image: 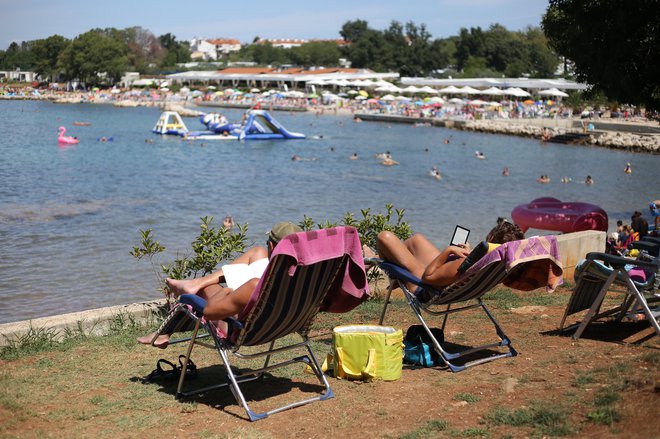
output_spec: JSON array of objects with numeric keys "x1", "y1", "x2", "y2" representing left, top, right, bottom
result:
[
  {"x1": 144, "y1": 358, "x2": 178, "y2": 382},
  {"x1": 143, "y1": 356, "x2": 197, "y2": 382},
  {"x1": 178, "y1": 355, "x2": 198, "y2": 378}
]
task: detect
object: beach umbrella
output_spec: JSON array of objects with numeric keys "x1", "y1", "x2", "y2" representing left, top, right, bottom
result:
[
  {"x1": 380, "y1": 94, "x2": 396, "y2": 101},
  {"x1": 355, "y1": 95, "x2": 367, "y2": 100},
  {"x1": 503, "y1": 87, "x2": 530, "y2": 97},
  {"x1": 353, "y1": 79, "x2": 373, "y2": 87},
  {"x1": 480, "y1": 87, "x2": 503, "y2": 96},
  {"x1": 373, "y1": 80, "x2": 394, "y2": 88},
  {"x1": 437, "y1": 85, "x2": 461, "y2": 94},
  {"x1": 347, "y1": 90, "x2": 359, "y2": 95},
  {"x1": 418, "y1": 86, "x2": 439, "y2": 94},
  {"x1": 395, "y1": 95, "x2": 411, "y2": 101},
  {"x1": 224, "y1": 88, "x2": 235, "y2": 94},
  {"x1": 401, "y1": 85, "x2": 421, "y2": 94},
  {"x1": 207, "y1": 85, "x2": 217, "y2": 90},
  {"x1": 538, "y1": 88, "x2": 569, "y2": 97},
  {"x1": 337, "y1": 92, "x2": 349, "y2": 97},
  {"x1": 468, "y1": 99, "x2": 488, "y2": 106},
  {"x1": 523, "y1": 99, "x2": 535, "y2": 105},
  {"x1": 250, "y1": 88, "x2": 260, "y2": 93},
  {"x1": 457, "y1": 86, "x2": 481, "y2": 95},
  {"x1": 358, "y1": 90, "x2": 369, "y2": 97},
  {"x1": 428, "y1": 96, "x2": 444, "y2": 104},
  {"x1": 488, "y1": 101, "x2": 502, "y2": 106},
  {"x1": 448, "y1": 97, "x2": 465, "y2": 104}
]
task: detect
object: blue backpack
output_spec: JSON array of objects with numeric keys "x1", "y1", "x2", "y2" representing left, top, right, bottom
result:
[{"x1": 403, "y1": 325, "x2": 444, "y2": 367}]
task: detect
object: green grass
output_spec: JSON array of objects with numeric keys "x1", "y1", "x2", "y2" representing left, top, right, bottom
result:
[
  {"x1": 454, "y1": 392, "x2": 481, "y2": 403},
  {"x1": 485, "y1": 402, "x2": 573, "y2": 437},
  {"x1": 400, "y1": 419, "x2": 449, "y2": 439},
  {"x1": 482, "y1": 289, "x2": 522, "y2": 310}
]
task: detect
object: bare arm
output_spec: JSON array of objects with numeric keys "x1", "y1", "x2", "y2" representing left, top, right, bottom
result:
[
  {"x1": 203, "y1": 278, "x2": 259, "y2": 321},
  {"x1": 421, "y1": 244, "x2": 471, "y2": 287}
]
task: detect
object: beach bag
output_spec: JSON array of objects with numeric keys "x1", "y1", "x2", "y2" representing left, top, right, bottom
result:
[
  {"x1": 403, "y1": 325, "x2": 444, "y2": 367},
  {"x1": 330, "y1": 325, "x2": 404, "y2": 381}
]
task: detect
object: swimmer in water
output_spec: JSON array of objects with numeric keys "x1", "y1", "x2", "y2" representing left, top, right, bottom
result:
[
  {"x1": 585, "y1": 175, "x2": 594, "y2": 185},
  {"x1": 350, "y1": 152, "x2": 358, "y2": 160},
  {"x1": 502, "y1": 167, "x2": 509, "y2": 176},
  {"x1": 429, "y1": 166, "x2": 442, "y2": 180},
  {"x1": 624, "y1": 163, "x2": 632, "y2": 174}
]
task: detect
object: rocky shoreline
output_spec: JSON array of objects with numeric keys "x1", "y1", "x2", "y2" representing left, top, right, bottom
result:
[
  {"x1": 355, "y1": 113, "x2": 660, "y2": 154},
  {"x1": 461, "y1": 119, "x2": 660, "y2": 154}
]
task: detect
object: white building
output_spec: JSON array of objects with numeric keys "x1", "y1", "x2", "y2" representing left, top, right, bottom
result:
[
  {"x1": 189, "y1": 38, "x2": 219, "y2": 61},
  {"x1": 208, "y1": 39, "x2": 242, "y2": 56},
  {"x1": 0, "y1": 70, "x2": 39, "y2": 82}
]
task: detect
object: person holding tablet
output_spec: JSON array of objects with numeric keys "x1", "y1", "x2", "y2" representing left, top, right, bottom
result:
[{"x1": 375, "y1": 220, "x2": 524, "y2": 290}]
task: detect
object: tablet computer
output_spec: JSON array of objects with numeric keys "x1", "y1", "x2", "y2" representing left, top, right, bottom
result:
[{"x1": 450, "y1": 225, "x2": 470, "y2": 246}]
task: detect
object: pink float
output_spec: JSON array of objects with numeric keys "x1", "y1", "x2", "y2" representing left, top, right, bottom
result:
[
  {"x1": 57, "y1": 126, "x2": 79, "y2": 145},
  {"x1": 511, "y1": 197, "x2": 608, "y2": 233}
]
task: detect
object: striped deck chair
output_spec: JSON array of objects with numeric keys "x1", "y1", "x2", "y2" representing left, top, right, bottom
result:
[
  {"x1": 375, "y1": 236, "x2": 563, "y2": 372},
  {"x1": 152, "y1": 226, "x2": 369, "y2": 421},
  {"x1": 559, "y1": 251, "x2": 660, "y2": 340}
]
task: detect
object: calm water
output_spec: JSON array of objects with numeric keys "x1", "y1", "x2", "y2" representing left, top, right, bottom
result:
[{"x1": 1, "y1": 100, "x2": 658, "y2": 324}]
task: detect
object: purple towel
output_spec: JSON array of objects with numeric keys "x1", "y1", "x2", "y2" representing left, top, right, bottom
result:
[{"x1": 465, "y1": 236, "x2": 564, "y2": 292}]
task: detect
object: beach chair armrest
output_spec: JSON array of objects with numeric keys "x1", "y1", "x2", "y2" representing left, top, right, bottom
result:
[
  {"x1": 629, "y1": 240, "x2": 660, "y2": 257},
  {"x1": 379, "y1": 262, "x2": 424, "y2": 287},
  {"x1": 178, "y1": 294, "x2": 244, "y2": 332},
  {"x1": 179, "y1": 294, "x2": 207, "y2": 316},
  {"x1": 586, "y1": 252, "x2": 660, "y2": 270}
]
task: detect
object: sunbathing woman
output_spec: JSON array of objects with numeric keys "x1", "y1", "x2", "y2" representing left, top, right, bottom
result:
[
  {"x1": 375, "y1": 220, "x2": 524, "y2": 291},
  {"x1": 138, "y1": 222, "x2": 302, "y2": 348}
]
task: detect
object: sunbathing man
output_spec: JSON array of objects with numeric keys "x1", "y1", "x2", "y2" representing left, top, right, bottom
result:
[
  {"x1": 375, "y1": 220, "x2": 524, "y2": 291},
  {"x1": 138, "y1": 221, "x2": 302, "y2": 348}
]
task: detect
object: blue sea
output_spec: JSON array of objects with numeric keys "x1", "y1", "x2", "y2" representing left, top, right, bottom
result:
[{"x1": 1, "y1": 100, "x2": 658, "y2": 324}]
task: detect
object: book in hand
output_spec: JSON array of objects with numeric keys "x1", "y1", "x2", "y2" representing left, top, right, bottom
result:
[{"x1": 222, "y1": 258, "x2": 269, "y2": 290}]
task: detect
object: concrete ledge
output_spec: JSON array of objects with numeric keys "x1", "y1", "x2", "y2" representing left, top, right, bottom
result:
[
  {"x1": 555, "y1": 230, "x2": 607, "y2": 280},
  {"x1": 0, "y1": 299, "x2": 168, "y2": 347}
]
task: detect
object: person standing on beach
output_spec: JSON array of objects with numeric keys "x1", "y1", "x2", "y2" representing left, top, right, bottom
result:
[{"x1": 650, "y1": 200, "x2": 660, "y2": 229}]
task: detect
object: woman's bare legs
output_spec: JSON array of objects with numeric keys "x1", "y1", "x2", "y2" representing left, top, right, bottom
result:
[
  {"x1": 376, "y1": 231, "x2": 440, "y2": 278},
  {"x1": 165, "y1": 246, "x2": 268, "y2": 296},
  {"x1": 137, "y1": 282, "x2": 235, "y2": 348}
]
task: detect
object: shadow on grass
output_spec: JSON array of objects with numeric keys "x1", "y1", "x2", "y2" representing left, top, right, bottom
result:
[
  {"x1": 134, "y1": 362, "x2": 330, "y2": 421},
  {"x1": 542, "y1": 320, "x2": 657, "y2": 345}
]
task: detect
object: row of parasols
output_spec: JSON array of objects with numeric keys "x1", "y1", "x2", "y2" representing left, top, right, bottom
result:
[{"x1": 306, "y1": 78, "x2": 569, "y2": 98}]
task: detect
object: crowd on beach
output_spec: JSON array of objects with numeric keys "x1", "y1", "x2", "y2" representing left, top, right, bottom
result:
[
  {"x1": 2, "y1": 83, "x2": 659, "y2": 153},
  {"x1": 608, "y1": 201, "x2": 660, "y2": 254}
]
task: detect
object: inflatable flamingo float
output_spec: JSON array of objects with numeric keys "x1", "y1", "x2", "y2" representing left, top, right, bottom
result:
[{"x1": 58, "y1": 126, "x2": 79, "y2": 145}]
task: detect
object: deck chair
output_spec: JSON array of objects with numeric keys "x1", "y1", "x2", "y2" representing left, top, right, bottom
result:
[
  {"x1": 374, "y1": 236, "x2": 563, "y2": 372},
  {"x1": 148, "y1": 226, "x2": 369, "y2": 421},
  {"x1": 559, "y1": 250, "x2": 660, "y2": 340}
]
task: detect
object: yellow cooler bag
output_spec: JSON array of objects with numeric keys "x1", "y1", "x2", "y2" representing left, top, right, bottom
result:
[{"x1": 331, "y1": 325, "x2": 404, "y2": 381}]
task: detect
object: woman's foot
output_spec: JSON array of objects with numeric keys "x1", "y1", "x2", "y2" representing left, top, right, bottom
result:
[
  {"x1": 165, "y1": 278, "x2": 200, "y2": 297},
  {"x1": 137, "y1": 332, "x2": 170, "y2": 349},
  {"x1": 362, "y1": 245, "x2": 378, "y2": 258}
]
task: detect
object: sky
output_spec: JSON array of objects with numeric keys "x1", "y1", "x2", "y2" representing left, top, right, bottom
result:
[{"x1": 0, "y1": 0, "x2": 550, "y2": 49}]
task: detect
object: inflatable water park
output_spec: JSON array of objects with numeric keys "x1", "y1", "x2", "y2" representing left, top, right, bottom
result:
[
  {"x1": 152, "y1": 110, "x2": 305, "y2": 140},
  {"x1": 511, "y1": 197, "x2": 608, "y2": 233}
]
